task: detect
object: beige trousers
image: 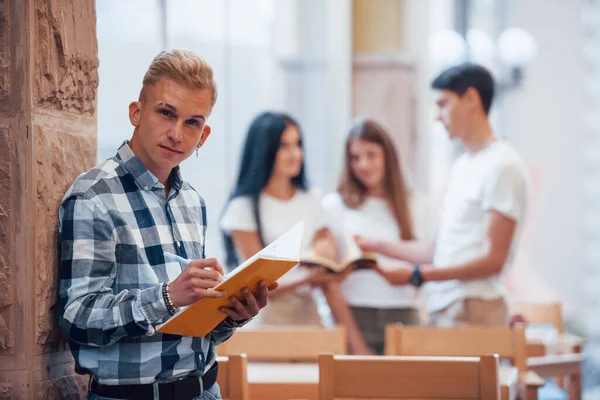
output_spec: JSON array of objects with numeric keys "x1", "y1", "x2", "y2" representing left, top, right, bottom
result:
[{"x1": 430, "y1": 297, "x2": 509, "y2": 327}]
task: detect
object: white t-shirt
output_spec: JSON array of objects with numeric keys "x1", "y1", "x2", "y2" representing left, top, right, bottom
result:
[
  {"x1": 322, "y1": 192, "x2": 439, "y2": 309},
  {"x1": 427, "y1": 140, "x2": 530, "y2": 313},
  {"x1": 220, "y1": 190, "x2": 328, "y2": 286}
]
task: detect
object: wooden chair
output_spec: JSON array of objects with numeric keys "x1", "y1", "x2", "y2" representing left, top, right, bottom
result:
[
  {"x1": 318, "y1": 353, "x2": 501, "y2": 399},
  {"x1": 384, "y1": 325, "x2": 544, "y2": 400},
  {"x1": 217, "y1": 326, "x2": 347, "y2": 362},
  {"x1": 217, "y1": 326, "x2": 347, "y2": 400},
  {"x1": 511, "y1": 301, "x2": 584, "y2": 355},
  {"x1": 216, "y1": 354, "x2": 250, "y2": 400},
  {"x1": 512, "y1": 302, "x2": 565, "y2": 334},
  {"x1": 512, "y1": 301, "x2": 584, "y2": 400}
]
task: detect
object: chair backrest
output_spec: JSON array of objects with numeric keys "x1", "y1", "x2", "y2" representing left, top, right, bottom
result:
[
  {"x1": 318, "y1": 353, "x2": 500, "y2": 400},
  {"x1": 511, "y1": 301, "x2": 564, "y2": 333},
  {"x1": 384, "y1": 325, "x2": 528, "y2": 372},
  {"x1": 216, "y1": 354, "x2": 250, "y2": 400},
  {"x1": 217, "y1": 326, "x2": 347, "y2": 362}
]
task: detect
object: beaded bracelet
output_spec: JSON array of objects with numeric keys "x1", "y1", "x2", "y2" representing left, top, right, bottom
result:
[{"x1": 162, "y1": 282, "x2": 178, "y2": 315}]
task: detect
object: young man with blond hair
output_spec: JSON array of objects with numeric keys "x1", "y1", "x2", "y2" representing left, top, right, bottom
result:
[{"x1": 59, "y1": 49, "x2": 275, "y2": 399}]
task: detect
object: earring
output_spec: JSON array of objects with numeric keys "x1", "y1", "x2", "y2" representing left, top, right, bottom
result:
[{"x1": 195, "y1": 147, "x2": 199, "y2": 158}]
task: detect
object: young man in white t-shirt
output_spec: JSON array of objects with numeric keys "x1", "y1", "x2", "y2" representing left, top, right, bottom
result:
[{"x1": 356, "y1": 63, "x2": 529, "y2": 326}]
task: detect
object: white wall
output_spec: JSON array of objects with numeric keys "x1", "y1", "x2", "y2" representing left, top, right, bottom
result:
[{"x1": 503, "y1": 0, "x2": 585, "y2": 325}]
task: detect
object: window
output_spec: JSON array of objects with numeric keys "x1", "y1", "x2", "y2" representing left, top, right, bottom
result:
[{"x1": 96, "y1": 0, "x2": 351, "y2": 259}]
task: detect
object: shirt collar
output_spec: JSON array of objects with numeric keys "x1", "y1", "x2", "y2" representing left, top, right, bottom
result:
[{"x1": 116, "y1": 141, "x2": 183, "y2": 192}]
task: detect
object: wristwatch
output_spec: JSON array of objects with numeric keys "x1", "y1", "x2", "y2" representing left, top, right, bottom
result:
[
  {"x1": 220, "y1": 316, "x2": 253, "y2": 329},
  {"x1": 409, "y1": 265, "x2": 424, "y2": 287}
]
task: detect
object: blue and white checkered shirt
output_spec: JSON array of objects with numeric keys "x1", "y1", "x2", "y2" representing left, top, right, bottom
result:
[{"x1": 58, "y1": 141, "x2": 235, "y2": 385}]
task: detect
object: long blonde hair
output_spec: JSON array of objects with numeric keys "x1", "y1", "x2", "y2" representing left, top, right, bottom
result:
[{"x1": 338, "y1": 119, "x2": 415, "y2": 240}]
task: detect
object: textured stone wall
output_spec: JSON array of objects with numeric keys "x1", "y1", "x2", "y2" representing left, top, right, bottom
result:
[
  {"x1": 36, "y1": 374, "x2": 88, "y2": 400},
  {"x1": 0, "y1": 1, "x2": 25, "y2": 396},
  {"x1": 0, "y1": 0, "x2": 9, "y2": 113},
  {"x1": 32, "y1": 0, "x2": 98, "y2": 357},
  {"x1": 34, "y1": 0, "x2": 98, "y2": 114},
  {"x1": 35, "y1": 127, "x2": 96, "y2": 355},
  {"x1": 0, "y1": 0, "x2": 98, "y2": 398},
  {"x1": 0, "y1": 0, "x2": 16, "y2": 372},
  {"x1": 0, "y1": 127, "x2": 13, "y2": 356}
]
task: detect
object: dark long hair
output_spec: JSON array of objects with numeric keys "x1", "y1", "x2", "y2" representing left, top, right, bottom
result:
[
  {"x1": 221, "y1": 111, "x2": 308, "y2": 270},
  {"x1": 338, "y1": 119, "x2": 415, "y2": 240}
]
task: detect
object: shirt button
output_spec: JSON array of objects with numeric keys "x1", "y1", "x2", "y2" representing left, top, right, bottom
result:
[{"x1": 144, "y1": 186, "x2": 149, "y2": 190}]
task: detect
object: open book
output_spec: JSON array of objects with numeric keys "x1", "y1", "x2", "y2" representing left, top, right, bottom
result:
[
  {"x1": 300, "y1": 234, "x2": 377, "y2": 274},
  {"x1": 157, "y1": 222, "x2": 304, "y2": 338}
]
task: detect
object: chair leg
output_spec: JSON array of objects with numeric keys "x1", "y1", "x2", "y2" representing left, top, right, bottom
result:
[{"x1": 568, "y1": 373, "x2": 582, "y2": 400}]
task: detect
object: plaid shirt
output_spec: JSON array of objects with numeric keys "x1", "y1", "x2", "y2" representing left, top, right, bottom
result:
[{"x1": 58, "y1": 142, "x2": 235, "y2": 385}]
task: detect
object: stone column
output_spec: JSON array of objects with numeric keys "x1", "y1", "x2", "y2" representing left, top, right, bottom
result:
[
  {"x1": 351, "y1": 0, "x2": 423, "y2": 186},
  {"x1": 0, "y1": 0, "x2": 98, "y2": 399}
]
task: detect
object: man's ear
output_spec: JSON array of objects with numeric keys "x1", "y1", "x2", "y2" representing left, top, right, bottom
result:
[
  {"x1": 464, "y1": 87, "x2": 482, "y2": 110},
  {"x1": 198, "y1": 125, "x2": 212, "y2": 147},
  {"x1": 129, "y1": 101, "x2": 142, "y2": 127}
]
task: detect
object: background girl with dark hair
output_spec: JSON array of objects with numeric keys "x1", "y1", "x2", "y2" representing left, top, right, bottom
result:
[{"x1": 220, "y1": 112, "x2": 344, "y2": 325}]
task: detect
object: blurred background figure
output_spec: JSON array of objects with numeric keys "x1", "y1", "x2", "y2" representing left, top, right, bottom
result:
[
  {"x1": 219, "y1": 111, "x2": 335, "y2": 327},
  {"x1": 323, "y1": 118, "x2": 439, "y2": 354}
]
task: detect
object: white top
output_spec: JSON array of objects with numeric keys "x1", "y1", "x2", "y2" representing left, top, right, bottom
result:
[
  {"x1": 220, "y1": 190, "x2": 328, "y2": 287},
  {"x1": 322, "y1": 192, "x2": 439, "y2": 309},
  {"x1": 428, "y1": 140, "x2": 530, "y2": 312}
]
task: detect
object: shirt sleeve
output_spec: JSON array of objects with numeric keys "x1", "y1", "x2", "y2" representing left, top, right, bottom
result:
[
  {"x1": 58, "y1": 195, "x2": 170, "y2": 347},
  {"x1": 209, "y1": 320, "x2": 236, "y2": 345},
  {"x1": 219, "y1": 196, "x2": 258, "y2": 232},
  {"x1": 481, "y1": 163, "x2": 529, "y2": 222}
]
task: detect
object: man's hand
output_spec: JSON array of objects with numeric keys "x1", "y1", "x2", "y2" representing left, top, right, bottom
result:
[
  {"x1": 219, "y1": 280, "x2": 278, "y2": 321},
  {"x1": 169, "y1": 258, "x2": 227, "y2": 308},
  {"x1": 373, "y1": 264, "x2": 413, "y2": 285},
  {"x1": 354, "y1": 235, "x2": 379, "y2": 253}
]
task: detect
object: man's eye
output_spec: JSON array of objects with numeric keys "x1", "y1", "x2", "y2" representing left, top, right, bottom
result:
[
  {"x1": 187, "y1": 120, "x2": 200, "y2": 127},
  {"x1": 160, "y1": 109, "x2": 173, "y2": 118}
]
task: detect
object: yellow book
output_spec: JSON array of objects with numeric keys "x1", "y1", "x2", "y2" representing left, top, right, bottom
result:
[{"x1": 157, "y1": 222, "x2": 304, "y2": 338}]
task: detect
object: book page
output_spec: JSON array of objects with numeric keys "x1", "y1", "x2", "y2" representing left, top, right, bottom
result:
[
  {"x1": 223, "y1": 221, "x2": 304, "y2": 281},
  {"x1": 259, "y1": 221, "x2": 304, "y2": 259},
  {"x1": 344, "y1": 234, "x2": 362, "y2": 262}
]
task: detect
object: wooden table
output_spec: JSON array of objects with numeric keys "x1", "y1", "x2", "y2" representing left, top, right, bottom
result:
[
  {"x1": 247, "y1": 362, "x2": 520, "y2": 400},
  {"x1": 526, "y1": 332, "x2": 584, "y2": 357}
]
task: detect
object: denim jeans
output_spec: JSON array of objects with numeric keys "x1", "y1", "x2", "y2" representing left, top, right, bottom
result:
[{"x1": 87, "y1": 382, "x2": 221, "y2": 400}]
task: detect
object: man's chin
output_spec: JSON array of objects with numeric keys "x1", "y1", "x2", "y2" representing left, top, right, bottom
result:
[{"x1": 156, "y1": 158, "x2": 182, "y2": 171}]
